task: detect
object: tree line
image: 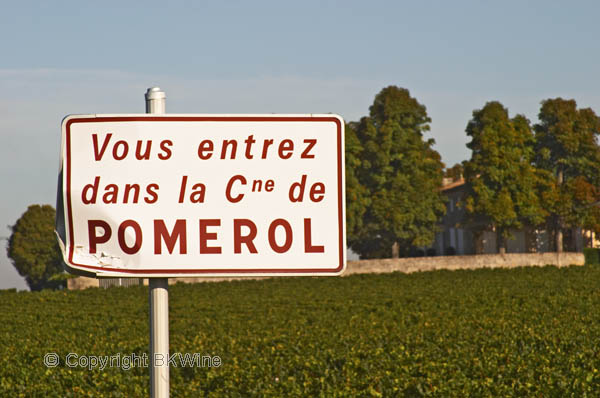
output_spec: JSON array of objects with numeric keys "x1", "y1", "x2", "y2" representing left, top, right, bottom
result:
[
  {"x1": 6, "y1": 86, "x2": 600, "y2": 290},
  {"x1": 347, "y1": 86, "x2": 600, "y2": 258}
]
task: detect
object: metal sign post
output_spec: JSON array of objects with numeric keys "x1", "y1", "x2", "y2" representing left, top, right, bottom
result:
[{"x1": 146, "y1": 87, "x2": 169, "y2": 398}]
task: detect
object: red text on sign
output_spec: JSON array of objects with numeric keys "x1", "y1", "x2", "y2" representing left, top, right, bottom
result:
[
  {"x1": 196, "y1": 136, "x2": 317, "y2": 160},
  {"x1": 87, "y1": 218, "x2": 324, "y2": 255},
  {"x1": 92, "y1": 134, "x2": 172, "y2": 161}
]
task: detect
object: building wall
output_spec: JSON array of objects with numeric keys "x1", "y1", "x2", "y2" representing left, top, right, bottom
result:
[
  {"x1": 433, "y1": 179, "x2": 591, "y2": 255},
  {"x1": 432, "y1": 181, "x2": 477, "y2": 255},
  {"x1": 506, "y1": 230, "x2": 526, "y2": 253}
]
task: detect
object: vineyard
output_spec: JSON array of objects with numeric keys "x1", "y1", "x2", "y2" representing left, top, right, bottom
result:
[{"x1": 2, "y1": 264, "x2": 600, "y2": 397}]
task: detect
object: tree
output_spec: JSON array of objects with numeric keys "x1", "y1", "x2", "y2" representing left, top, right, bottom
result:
[
  {"x1": 6, "y1": 205, "x2": 65, "y2": 290},
  {"x1": 463, "y1": 102, "x2": 546, "y2": 253},
  {"x1": 345, "y1": 122, "x2": 369, "y2": 245},
  {"x1": 444, "y1": 163, "x2": 464, "y2": 181},
  {"x1": 349, "y1": 86, "x2": 446, "y2": 258},
  {"x1": 534, "y1": 98, "x2": 600, "y2": 252}
]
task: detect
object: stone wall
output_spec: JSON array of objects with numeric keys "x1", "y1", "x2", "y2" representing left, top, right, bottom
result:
[
  {"x1": 343, "y1": 252, "x2": 584, "y2": 276},
  {"x1": 67, "y1": 276, "x2": 99, "y2": 290},
  {"x1": 67, "y1": 252, "x2": 585, "y2": 289}
]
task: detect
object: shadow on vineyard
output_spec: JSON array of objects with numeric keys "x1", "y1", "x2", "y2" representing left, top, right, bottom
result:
[{"x1": 2, "y1": 264, "x2": 600, "y2": 397}]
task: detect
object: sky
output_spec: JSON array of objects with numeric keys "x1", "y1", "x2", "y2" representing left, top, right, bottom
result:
[{"x1": 1, "y1": 0, "x2": 599, "y2": 289}]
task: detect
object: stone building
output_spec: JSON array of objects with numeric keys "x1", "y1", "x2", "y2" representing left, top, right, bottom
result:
[{"x1": 430, "y1": 177, "x2": 588, "y2": 255}]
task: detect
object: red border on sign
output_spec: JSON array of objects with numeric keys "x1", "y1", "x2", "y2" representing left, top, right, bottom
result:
[{"x1": 63, "y1": 116, "x2": 345, "y2": 275}]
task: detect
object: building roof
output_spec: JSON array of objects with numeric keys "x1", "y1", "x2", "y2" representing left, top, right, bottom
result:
[{"x1": 440, "y1": 177, "x2": 465, "y2": 192}]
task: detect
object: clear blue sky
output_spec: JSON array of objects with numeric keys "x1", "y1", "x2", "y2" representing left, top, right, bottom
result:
[{"x1": 2, "y1": 0, "x2": 599, "y2": 289}]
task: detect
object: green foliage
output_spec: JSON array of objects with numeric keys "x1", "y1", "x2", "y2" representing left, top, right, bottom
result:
[
  {"x1": 444, "y1": 163, "x2": 464, "y2": 181},
  {"x1": 535, "y1": 98, "x2": 600, "y2": 180},
  {"x1": 348, "y1": 86, "x2": 446, "y2": 258},
  {"x1": 584, "y1": 248, "x2": 600, "y2": 265},
  {"x1": 2, "y1": 266, "x2": 600, "y2": 396},
  {"x1": 534, "y1": 98, "x2": 600, "y2": 248},
  {"x1": 463, "y1": 102, "x2": 547, "y2": 252},
  {"x1": 6, "y1": 205, "x2": 65, "y2": 291},
  {"x1": 345, "y1": 123, "x2": 369, "y2": 243}
]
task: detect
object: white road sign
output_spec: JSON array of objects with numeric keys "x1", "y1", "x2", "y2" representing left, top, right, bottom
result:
[{"x1": 56, "y1": 114, "x2": 346, "y2": 277}]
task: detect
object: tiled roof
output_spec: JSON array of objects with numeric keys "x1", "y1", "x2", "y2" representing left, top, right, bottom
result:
[{"x1": 440, "y1": 177, "x2": 465, "y2": 192}]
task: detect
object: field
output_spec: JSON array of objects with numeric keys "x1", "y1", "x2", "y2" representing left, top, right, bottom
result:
[{"x1": 2, "y1": 264, "x2": 600, "y2": 397}]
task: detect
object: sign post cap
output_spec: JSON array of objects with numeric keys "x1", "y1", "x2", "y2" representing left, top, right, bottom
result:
[{"x1": 145, "y1": 87, "x2": 166, "y2": 100}]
